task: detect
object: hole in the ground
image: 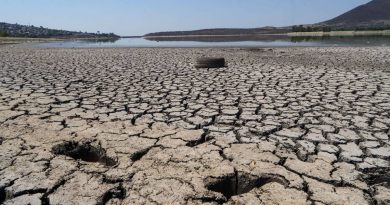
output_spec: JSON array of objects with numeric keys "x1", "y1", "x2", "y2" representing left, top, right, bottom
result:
[
  {"x1": 130, "y1": 148, "x2": 151, "y2": 162},
  {"x1": 52, "y1": 141, "x2": 117, "y2": 166},
  {"x1": 207, "y1": 175, "x2": 237, "y2": 200},
  {"x1": 207, "y1": 172, "x2": 287, "y2": 201}
]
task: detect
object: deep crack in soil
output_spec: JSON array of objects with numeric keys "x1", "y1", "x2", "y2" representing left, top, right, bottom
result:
[
  {"x1": 52, "y1": 141, "x2": 117, "y2": 166},
  {"x1": 207, "y1": 172, "x2": 288, "y2": 201}
]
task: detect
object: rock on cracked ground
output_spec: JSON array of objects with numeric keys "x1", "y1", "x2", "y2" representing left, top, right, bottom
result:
[{"x1": 0, "y1": 47, "x2": 390, "y2": 205}]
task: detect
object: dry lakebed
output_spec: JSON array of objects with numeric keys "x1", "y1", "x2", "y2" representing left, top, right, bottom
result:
[{"x1": 0, "y1": 46, "x2": 390, "y2": 205}]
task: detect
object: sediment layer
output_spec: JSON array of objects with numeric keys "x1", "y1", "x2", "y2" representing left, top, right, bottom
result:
[{"x1": 0, "y1": 47, "x2": 389, "y2": 204}]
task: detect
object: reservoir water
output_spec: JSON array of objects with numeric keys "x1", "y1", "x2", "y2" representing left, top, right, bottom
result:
[{"x1": 33, "y1": 35, "x2": 390, "y2": 48}]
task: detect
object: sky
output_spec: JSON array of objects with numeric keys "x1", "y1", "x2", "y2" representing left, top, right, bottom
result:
[{"x1": 0, "y1": 0, "x2": 370, "y2": 36}]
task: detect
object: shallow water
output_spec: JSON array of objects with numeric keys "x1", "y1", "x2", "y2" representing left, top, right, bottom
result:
[{"x1": 33, "y1": 36, "x2": 390, "y2": 48}]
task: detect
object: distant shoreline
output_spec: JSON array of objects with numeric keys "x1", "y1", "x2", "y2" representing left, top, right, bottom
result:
[
  {"x1": 143, "y1": 30, "x2": 390, "y2": 39},
  {"x1": 289, "y1": 30, "x2": 390, "y2": 37},
  {"x1": 143, "y1": 34, "x2": 288, "y2": 39}
]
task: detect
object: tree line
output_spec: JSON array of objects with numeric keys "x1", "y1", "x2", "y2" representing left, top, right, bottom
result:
[
  {"x1": 292, "y1": 25, "x2": 390, "y2": 33},
  {"x1": 292, "y1": 25, "x2": 331, "y2": 32}
]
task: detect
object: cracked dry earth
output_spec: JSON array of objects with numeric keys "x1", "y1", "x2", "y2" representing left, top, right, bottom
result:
[{"x1": 0, "y1": 47, "x2": 390, "y2": 205}]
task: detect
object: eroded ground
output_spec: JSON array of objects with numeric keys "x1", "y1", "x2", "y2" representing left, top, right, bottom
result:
[{"x1": 0, "y1": 47, "x2": 389, "y2": 205}]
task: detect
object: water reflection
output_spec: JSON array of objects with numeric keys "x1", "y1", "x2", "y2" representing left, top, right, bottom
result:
[
  {"x1": 145, "y1": 35, "x2": 290, "y2": 42},
  {"x1": 33, "y1": 35, "x2": 390, "y2": 48},
  {"x1": 291, "y1": 36, "x2": 332, "y2": 42},
  {"x1": 80, "y1": 38, "x2": 120, "y2": 43},
  {"x1": 146, "y1": 35, "x2": 390, "y2": 45}
]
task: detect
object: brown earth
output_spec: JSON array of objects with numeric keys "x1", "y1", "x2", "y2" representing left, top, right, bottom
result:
[{"x1": 0, "y1": 47, "x2": 389, "y2": 205}]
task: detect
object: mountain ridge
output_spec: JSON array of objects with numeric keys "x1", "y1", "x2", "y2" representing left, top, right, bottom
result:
[
  {"x1": 320, "y1": 0, "x2": 390, "y2": 28},
  {"x1": 145, "y1": 0, "x2": 390, "y2": 37}
]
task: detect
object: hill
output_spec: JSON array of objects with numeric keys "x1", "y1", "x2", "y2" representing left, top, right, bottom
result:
[
  {"x1": 145, "y1": 0, "x2": 390, "y2": 37},
  {"x1": 320, "y1": 0, "x2": 390, "y2": 28},
  {"x1": 0, "y1": 22, "x2": 119, "y2": 38},
  {"x1": 144, "y1": 27, "x2": 290, "y2": 37}
]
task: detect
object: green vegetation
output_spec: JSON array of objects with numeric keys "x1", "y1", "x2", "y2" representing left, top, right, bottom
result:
[
  {"x1": 292, "y1": 25, "x2": 331, "y2": 32},
  {"x1": 292, "y1": 25, "x2": 390, "y2": 33},
  {"x1": 0, "y1": 30, "x2": 9, "y2": 37},
  {"x1": 333, "y1": 26, "x2": 390, "y2": 31},
  {"x1": 290, "y1": 35, "x2": 390, "y2": 43}
]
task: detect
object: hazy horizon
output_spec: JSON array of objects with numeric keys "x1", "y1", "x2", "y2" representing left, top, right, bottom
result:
[{"x1": 1, "y1": 0, "x2": 370, "y2": 36}]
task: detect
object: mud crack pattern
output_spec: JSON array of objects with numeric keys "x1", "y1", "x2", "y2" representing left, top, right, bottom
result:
[{"x1": 0, "y1": 47, "x2": 390, "y2": 205}]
